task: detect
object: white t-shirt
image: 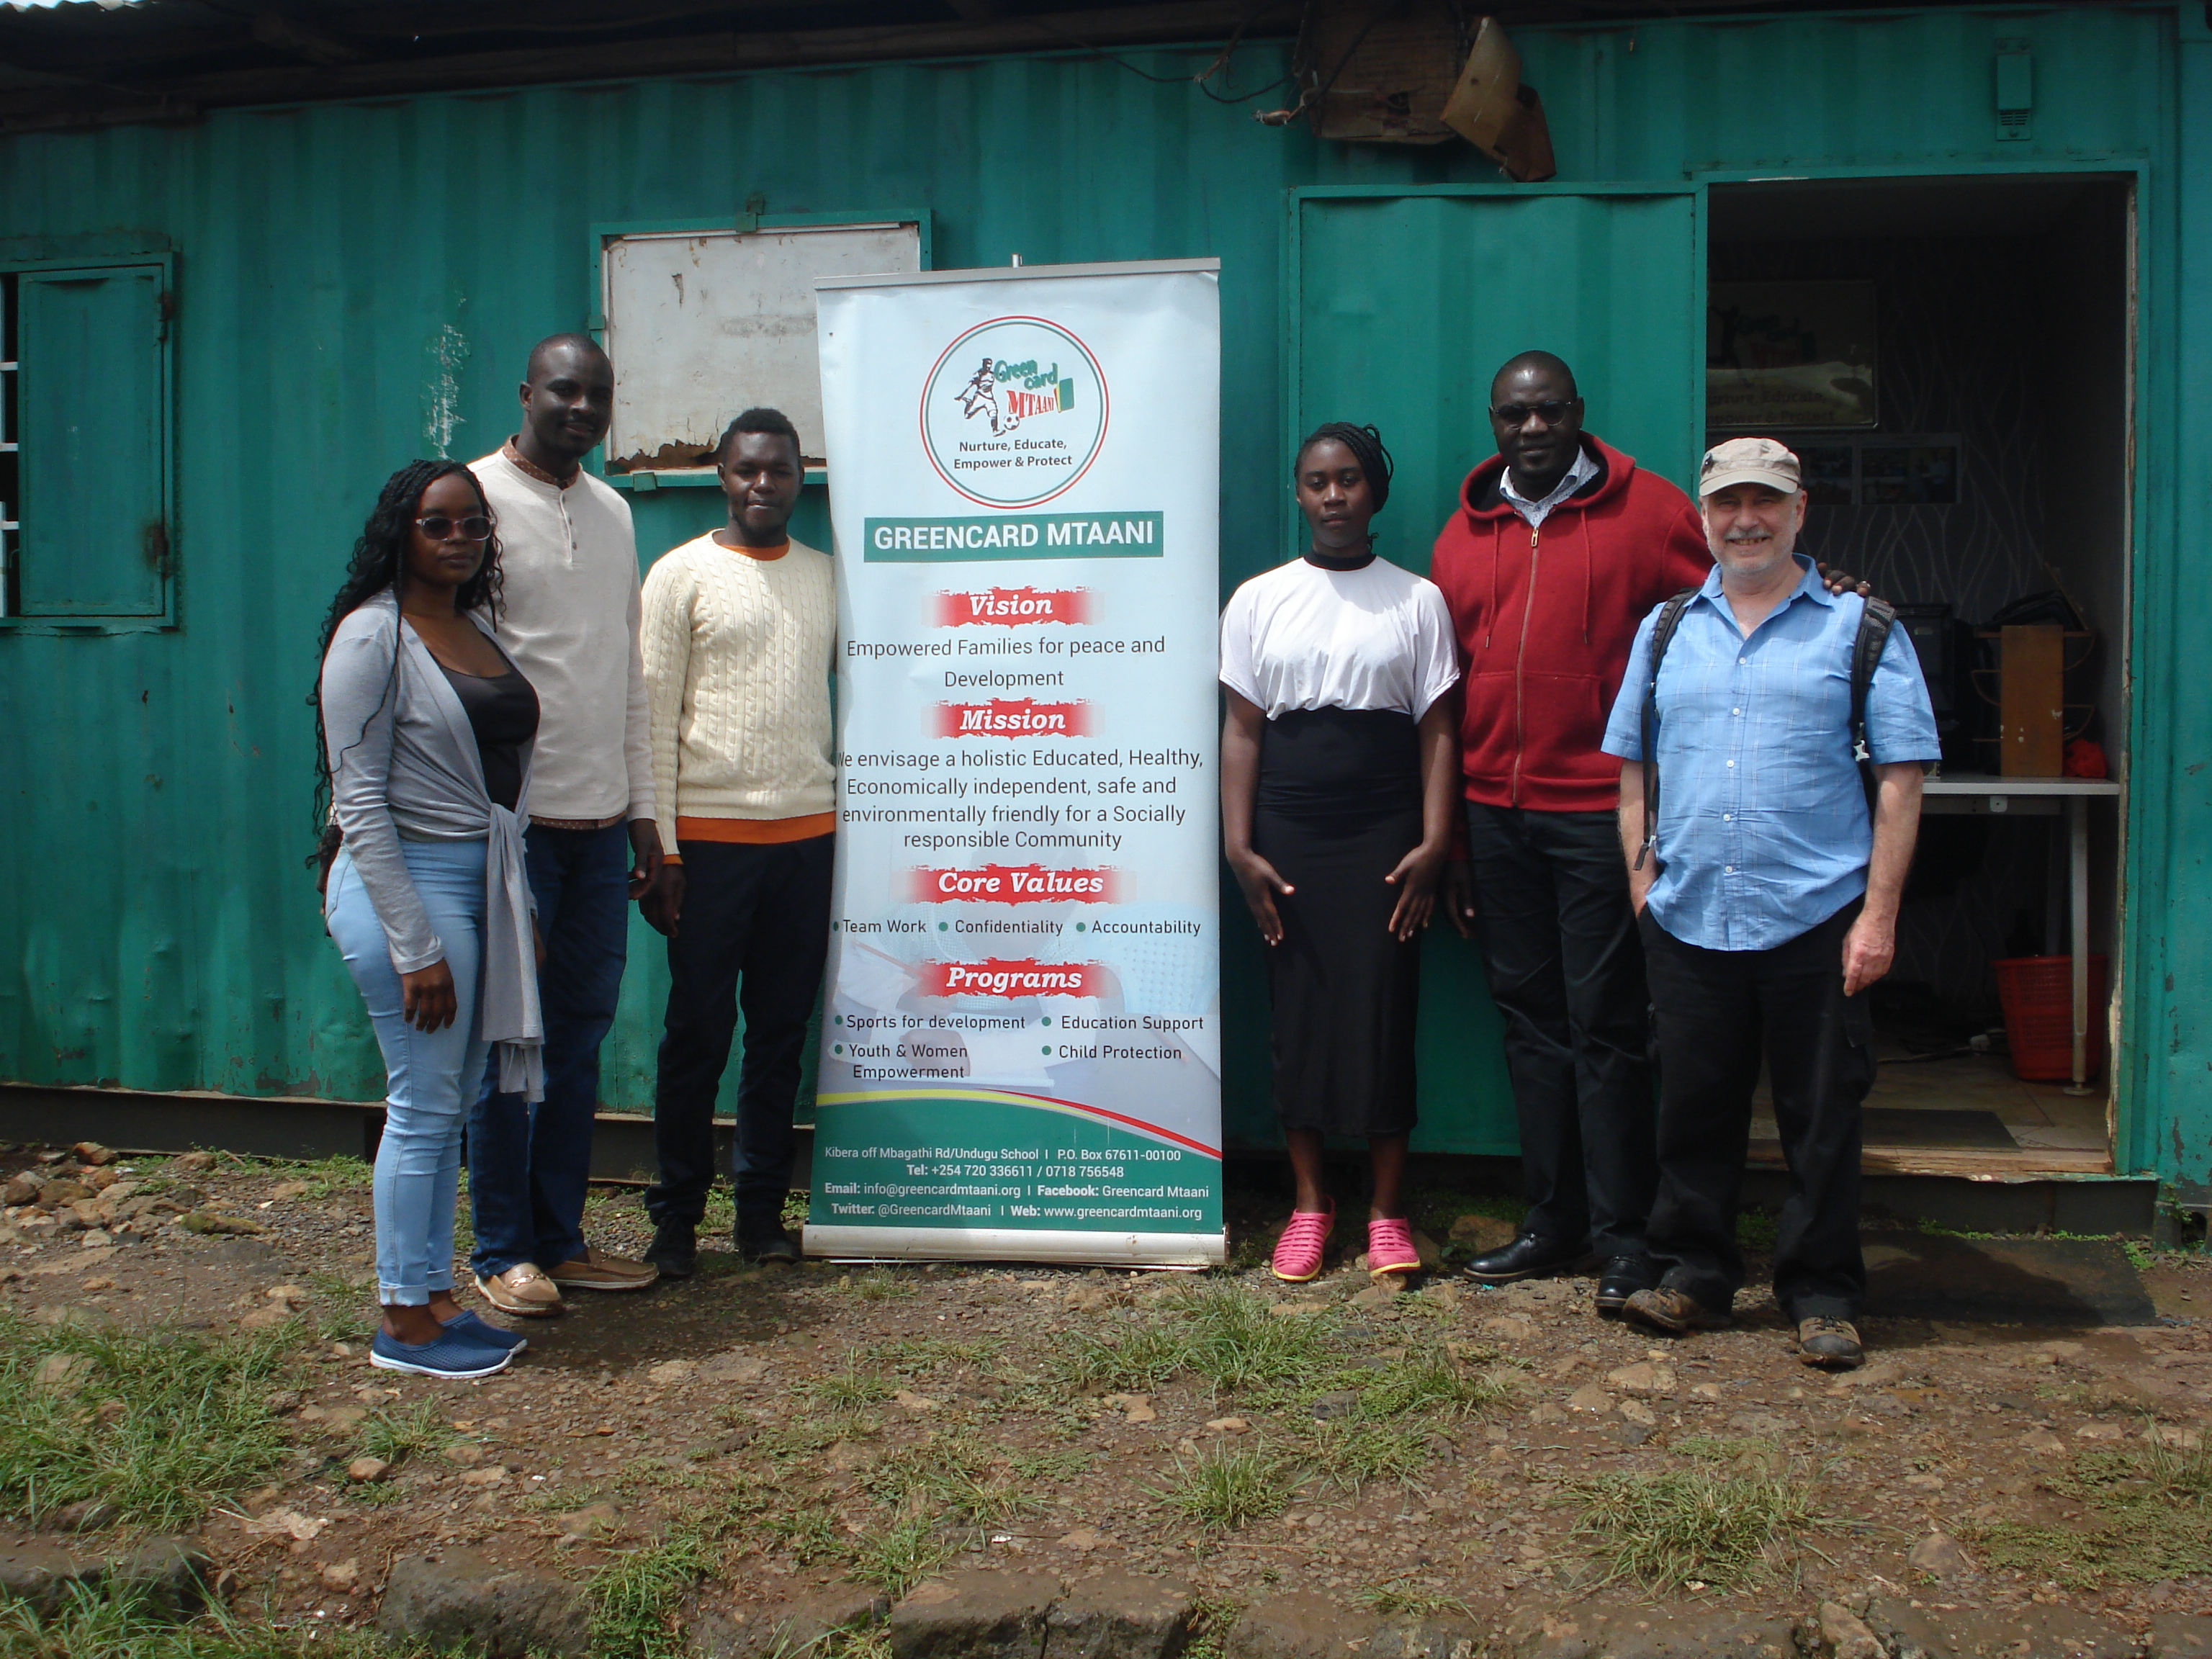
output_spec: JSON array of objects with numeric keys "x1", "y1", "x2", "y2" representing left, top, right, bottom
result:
[{"x1": 1218, "y1": 555, "x2": 1460, "y2": 721}]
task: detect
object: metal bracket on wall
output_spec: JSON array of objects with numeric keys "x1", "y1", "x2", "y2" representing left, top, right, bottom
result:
[{"x1": 1995, "y1": 39, "x2": 2033, "y2": 142}]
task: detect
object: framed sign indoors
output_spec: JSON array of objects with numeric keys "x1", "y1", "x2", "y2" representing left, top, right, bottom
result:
[
  {"x1": 1707, "y1": 280, "x2": 1878, "y2": 430},
  {"x1": 1755, "y1": 434, "x2": 1962, "y2": 508}
]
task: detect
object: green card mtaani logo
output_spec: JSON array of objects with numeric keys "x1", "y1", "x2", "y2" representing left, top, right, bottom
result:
[{"x1": 922, "y1": 317, "x2": 1109, "y2": 508}]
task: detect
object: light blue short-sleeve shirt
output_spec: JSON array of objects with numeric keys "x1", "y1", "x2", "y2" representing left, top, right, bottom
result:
[{"x1": 1600, "y1": 555, "x2": 1939, "y2": 952}]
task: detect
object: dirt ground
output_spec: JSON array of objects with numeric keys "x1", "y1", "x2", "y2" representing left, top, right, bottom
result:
[{"x1": 5, "y1": 1139, "x2": 2212, "y2": 1648}]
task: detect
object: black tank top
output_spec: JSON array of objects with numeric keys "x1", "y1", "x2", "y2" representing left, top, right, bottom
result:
[{"x1": 438, "y1": 662, "x2": 538, "y2": 813}]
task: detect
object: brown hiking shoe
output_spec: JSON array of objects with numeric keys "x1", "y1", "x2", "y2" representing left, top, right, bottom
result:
[
  {"x1": 547, "y1": 1247, "x2": 659, "y2": 1292},
  {"x1": 474, "y1": 1264, "x2": 565, "y2": 1317},
  {"x1": 1797, "y1": 1316, "x2": 1865, "y2": 1370},
  {"x1": 1621, "y1": 1286, "x2": 1733, "y2": 1335}
]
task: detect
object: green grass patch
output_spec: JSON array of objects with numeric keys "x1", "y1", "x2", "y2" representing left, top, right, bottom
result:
[
  {"x1": 1179, "y1": 1596, "x2": 1246, "y2": 1659},
  {"x1": 1356, "y1": 1344, "x2": 1517, "y2": 1420},
  {"x1": 1357, "y1": 1580, "x2": 1472, "y2": 1619},
  {"x1": 756, "y1": 1410, "x2": 883, "y2": 1462},
  {"x1": 845, "y1": 1513, "x2": 958, "y2": 1600},
  {"x1": 1569, "y1": 1465, "x2": 1826, "y2": 1591},
  {"x1": 588, "y1": 1529, "x2": 721, "y2": 1659},
  {"x1": 355, "y1": 1400, "x2": 455, "y2": 1467},
  {"x1": 874, "y1": 1338, "x2": 1003, "y2": 1375},
  {"x1": 268, "y1": 1156, "x2": 373, "y2": 1200},
  {"x1": 1061, "y1": 1283, "x2": 1342, "y2": 1402},
  {"x1": 801, "y1": 1365, "x2": 894, "y2": 1410},
  {"x1": 837, "y1": 1268, "x2": 914, "y2": 1303},
  {"x1": 1304, "y1": 1420, "x2": 1428, "y2": 1493},
  {"x1": 0, "y1": 1312, "x2": 299, "y2": 1532},
  {"x1": 0, "y1": 1587, "x2": 426, "y2": 1659},
  {"x1": 1149, "y1": 1444, "x2": 1292, "y2": 1530},
  {"x1": 1057, "y1": 1325, "x2": 1190, "y2": 1393},
  {"x1": 1170, "y1": 1284, "x2": 1338, "y2": 1394},
  {"x1": 1966, "y1": 1434, "x2": 2212, "y2": 1586}
]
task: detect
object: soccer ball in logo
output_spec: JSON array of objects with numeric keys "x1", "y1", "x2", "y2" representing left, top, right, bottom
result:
[{"x1": 922, "y1": 317, "x2": 1109, "y2": 508}]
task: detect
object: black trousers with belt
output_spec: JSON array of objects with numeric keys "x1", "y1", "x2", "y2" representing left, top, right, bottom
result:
[
  {"x1": 1462, "y1": 803, "x2": 1656, "y2": 1259},
  {"x1": 647, "y1": 835, "x2": 833, "y2": 1237},
  {"x1": 1639, "y1": 899, "x2": 1873, "y2": 1323}
]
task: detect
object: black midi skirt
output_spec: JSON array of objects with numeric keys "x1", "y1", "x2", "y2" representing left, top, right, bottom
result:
[{"x1": 1251, "y1": 706, "x2": 1424, "y2": 1138}]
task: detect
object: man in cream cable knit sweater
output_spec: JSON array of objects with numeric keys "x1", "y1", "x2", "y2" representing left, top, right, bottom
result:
[
  {"x1": 466, "y1": 335, "x2": 662, "y2": 1318},
  {"x1": 637, "y1": 407, "x2": 835, "y2": 1277}
]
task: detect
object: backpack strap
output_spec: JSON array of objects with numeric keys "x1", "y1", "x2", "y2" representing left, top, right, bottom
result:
[
  {"x1": 1635, "y1": 588, "x2": 1700, "y2": 873},
  {"x1": 1850, "y1": 596, "x2": 1899, "y2": 814}
]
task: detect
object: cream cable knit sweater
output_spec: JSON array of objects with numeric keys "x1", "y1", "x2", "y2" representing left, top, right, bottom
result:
[{"x1": 640, "y1": 532, "x2": 836, "y2": 854}]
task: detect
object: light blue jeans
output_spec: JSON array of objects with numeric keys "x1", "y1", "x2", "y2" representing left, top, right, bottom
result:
[{"x1": 325, "y1": 838, "x2": 490, "y2": 1306}]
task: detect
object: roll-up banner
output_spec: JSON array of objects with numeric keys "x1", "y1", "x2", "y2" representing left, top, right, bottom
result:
[{"x1": 810, "y1": 259, "x2": 1223, "y2": 1267}]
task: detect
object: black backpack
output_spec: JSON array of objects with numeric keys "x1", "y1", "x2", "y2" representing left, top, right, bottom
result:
[{"x1": 1632, "y1": 590, "x2": 1899, "y2": 873}]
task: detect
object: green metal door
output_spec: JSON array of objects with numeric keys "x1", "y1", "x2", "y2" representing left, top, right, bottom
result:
[
  {"x1": 1285, "y1": 184, "x2": 1702, "y2": 1155},
  {"x1": 17, "y1": 264, "x2": 169, "y2": 618}
]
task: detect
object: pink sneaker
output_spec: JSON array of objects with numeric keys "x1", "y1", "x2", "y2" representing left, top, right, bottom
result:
[
  {"x1": 1271, "y1": 1203, "x2": 1334, "y2": 1282},
  {"x1": 1367, "y1": 1216, "x2": 1421, "y2": 1280}
]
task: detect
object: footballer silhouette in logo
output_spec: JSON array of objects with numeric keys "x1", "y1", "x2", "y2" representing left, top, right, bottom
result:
[{"x1": 956, "y1": 356, "x2": 1020, "y2": 436}]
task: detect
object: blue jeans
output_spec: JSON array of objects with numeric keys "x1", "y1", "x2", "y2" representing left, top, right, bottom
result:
[
  {"x1": 467, "y1": 822, "x2": 630, "y2": 1276},
  {"x1": 325, "y1": 839, "x2": 490, "y2": 1306}
]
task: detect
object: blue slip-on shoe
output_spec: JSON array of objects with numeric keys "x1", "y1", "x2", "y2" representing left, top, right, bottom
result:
[
  {"x1": 439, "y1": 1309, "x2": 528, "y2": 1353},
  {"x1": 370, "y1": 1326, "x2": 516, "y2": 1380}
]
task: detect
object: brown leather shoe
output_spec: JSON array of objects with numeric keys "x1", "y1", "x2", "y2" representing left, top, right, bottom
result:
[
  {"x1": 547, "y1": 1247, "x2": 659, "y2": 1292},
  {"x1": 1621, "y1": 1285, "x2": 1732, "y2": 1335},
  {"x1": 474, "y1": 1264, "x2": 565, "y2": 1317},
  {"x1": 1796, "y1": 1316, "x2": 1864, "y2": 1370}
]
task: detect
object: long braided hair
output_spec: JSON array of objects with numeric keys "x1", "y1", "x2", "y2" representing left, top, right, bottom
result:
[
  {"x1": 1294, "y1": 421, "x2": 1394, "y2": 513},
  {"x1": 307, "y1": 459, "x2": 504, "y2": 876}
]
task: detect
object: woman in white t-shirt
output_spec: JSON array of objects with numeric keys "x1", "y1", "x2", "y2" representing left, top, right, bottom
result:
[{"x1": 1220, "y1": 423, "x2": 1462, "y2": 1284}]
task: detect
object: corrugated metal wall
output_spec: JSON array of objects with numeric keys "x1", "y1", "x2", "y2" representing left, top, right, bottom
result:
[{"x1": 0, "y1": 5, "x2": 2190, "y2": 1169}]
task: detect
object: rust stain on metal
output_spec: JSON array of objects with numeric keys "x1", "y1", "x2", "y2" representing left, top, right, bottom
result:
[{"x1": 607, "y1": 441, "x2": 714, "y2": 474}]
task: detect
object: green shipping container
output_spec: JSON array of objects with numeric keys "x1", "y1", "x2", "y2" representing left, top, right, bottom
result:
[{"x1": 0, "y1": 3, "x2": 2207, "y2": 1200}]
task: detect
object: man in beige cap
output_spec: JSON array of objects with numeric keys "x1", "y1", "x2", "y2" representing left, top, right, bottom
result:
[{"x1": 1597, "y1": 438, "x2": 1938, "y2": 1370}]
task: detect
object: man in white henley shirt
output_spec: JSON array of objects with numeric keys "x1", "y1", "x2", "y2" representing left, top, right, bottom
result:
[{"x1": 465, "y1": 333, "x2": 662, "y2": 1316}]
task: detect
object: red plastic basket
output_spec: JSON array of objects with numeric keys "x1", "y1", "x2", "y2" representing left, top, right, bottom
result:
[{"x1": 1992, "y1": 954, "x2": 2109, "y2": 1083}]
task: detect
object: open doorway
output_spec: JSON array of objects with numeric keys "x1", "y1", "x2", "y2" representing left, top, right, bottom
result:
[{"x1": 1707, "y1": 173, "x2": 2133, "y2": 1176}]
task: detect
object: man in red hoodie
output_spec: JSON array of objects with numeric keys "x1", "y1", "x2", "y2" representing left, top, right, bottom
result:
[{"x1": 1432, "y1": 351, "x2": 1711, "y2": 1314}]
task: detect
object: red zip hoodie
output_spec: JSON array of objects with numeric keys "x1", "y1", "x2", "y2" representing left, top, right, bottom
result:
[{"x1": 1431, "y1": 434, "x2": 1710, "y2": 813}]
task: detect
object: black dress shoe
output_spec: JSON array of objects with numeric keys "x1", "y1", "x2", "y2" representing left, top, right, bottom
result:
[
  {"x1": 644, "y1": 1220, "x2": 697, "y2": 1280},
  {"x1": 1459, "y1": 1231, "x2": 1600, "y2": 1285},
  {"x1": 1594, "y1": 1254, "x2": 1655, "y2": 1317}
]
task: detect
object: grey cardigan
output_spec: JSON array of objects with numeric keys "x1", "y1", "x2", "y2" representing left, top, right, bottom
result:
[{"x1": 320, "y1": 593, "x2": 544, "y2": 1100}]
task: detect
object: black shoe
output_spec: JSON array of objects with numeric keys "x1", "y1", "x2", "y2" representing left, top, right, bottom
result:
[
  {"x1": 737, "y1": 1224, "x2": 801, "y2": 1264},
  {"x1": 1459, "y1": 1231, "x2": 1600, "y2": 1285},
  {"x1": 644, "y1": 1220, "x2": 697, "y2": 1280},
  {"x1": 1594, "y1": 1254, "x2": 1656, "y2": 1317}
]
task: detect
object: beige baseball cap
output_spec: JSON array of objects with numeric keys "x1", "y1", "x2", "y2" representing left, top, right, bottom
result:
[{"x1": 1698, "y1": 436, "x2": 1802, "y2": 497}]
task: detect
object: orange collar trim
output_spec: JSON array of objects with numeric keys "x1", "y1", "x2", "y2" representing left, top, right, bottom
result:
[
  {"x1": 714, "y1": 533, "x2": 791, "y2": 562},
  {"x1": 503, "y1": 439, "x2": 578, "y2": 489}
]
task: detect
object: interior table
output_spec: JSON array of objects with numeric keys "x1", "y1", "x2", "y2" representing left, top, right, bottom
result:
[{"x1": 1919, "y1": 772, "x2": 2121, "y2": 1093}]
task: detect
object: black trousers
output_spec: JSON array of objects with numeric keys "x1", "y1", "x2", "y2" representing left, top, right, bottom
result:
[
  {"x1": 1640, "y1": 901, "x2": 1873, "y2": 1323},
  {"x1": 1462, "y1": 803, "x2": 1655, "y2": 1258},
  {"x1": 648, "y1": 835, "x2": 833, "y2": 1233}
]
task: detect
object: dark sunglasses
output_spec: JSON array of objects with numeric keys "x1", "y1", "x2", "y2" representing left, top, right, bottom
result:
[
  {"x1": 1491, "y1": 400, "x2": 1576, "y2": 427},
  {"x1": 415, "y1": 515, "x2": 492, "y2": 542}
]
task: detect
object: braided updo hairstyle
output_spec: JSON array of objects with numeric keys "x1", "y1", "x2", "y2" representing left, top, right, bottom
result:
[{"x1": 1293, "y1": 421, "x2": 1394, "y2": 513}]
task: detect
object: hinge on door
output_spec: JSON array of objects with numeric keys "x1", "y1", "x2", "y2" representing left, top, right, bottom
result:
[
  {"x1": 736, "y1": 192, "x2": 768, "y2": 235},
  {"x1": 157, "y1": 289, "x2": 176, "y2": 341}
]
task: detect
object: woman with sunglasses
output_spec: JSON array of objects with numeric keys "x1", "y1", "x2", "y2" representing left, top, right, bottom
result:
[
  {"x1": 315, "y1": 461, "x2": 544, "y2": 1378},
  {"x1": 1220, "y1": 423, "x2": 1461, "y2": 1284}
]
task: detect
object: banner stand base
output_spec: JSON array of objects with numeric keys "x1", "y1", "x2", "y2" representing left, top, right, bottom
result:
[{"x1": 801, "y1": 1225, "x2": 1225, "y2": 1268}]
